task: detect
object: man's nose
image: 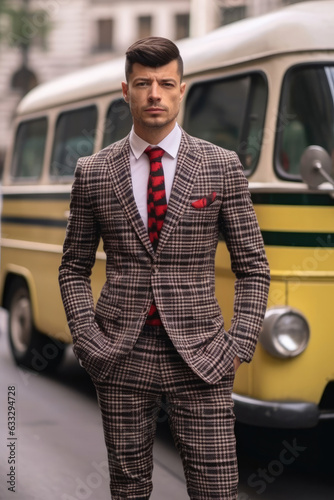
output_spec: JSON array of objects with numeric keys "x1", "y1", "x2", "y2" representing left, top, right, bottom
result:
[{"x1": 148, "y1": 82, "x2": 161, "y2": 101}]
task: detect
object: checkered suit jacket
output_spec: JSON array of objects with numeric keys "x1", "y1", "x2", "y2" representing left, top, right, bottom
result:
[{"x1": 59, "y1": 129, "x2": 270, "y2": 384}]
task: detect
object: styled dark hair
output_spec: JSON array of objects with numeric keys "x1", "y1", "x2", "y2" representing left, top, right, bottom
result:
[{"x1": 125, "y1": 37, "x2": 183, "y2": 81}]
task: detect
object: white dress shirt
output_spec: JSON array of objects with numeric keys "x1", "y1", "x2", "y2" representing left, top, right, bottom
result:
[{"x1": 129, "y1": 124, "x2": 182, "y2": 230}]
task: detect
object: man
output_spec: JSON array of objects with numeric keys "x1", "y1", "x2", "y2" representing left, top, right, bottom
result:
[{"x1": 59, "y1": 37, "x2": 270, "y2": 499}]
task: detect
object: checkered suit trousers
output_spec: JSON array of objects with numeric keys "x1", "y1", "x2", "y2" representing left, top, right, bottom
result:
[{"x1": 94, "y1": 326, "x2": 238, "y2": 500}]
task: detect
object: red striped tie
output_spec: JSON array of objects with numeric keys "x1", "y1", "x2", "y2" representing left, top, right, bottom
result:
[{"x1": 145, "y1": 146, "x2": 167, "y2": 326}]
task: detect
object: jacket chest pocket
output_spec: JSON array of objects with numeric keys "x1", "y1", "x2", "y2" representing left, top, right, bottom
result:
[{"x1": 183, "y1": 199, "x2": 221, "y2": 224}]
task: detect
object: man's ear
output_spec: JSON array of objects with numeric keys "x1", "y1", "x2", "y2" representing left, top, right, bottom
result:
[
  {"x1": 122, "y1": 81, "x2": 129, "y2": 103},
  {"x1": 180, "y1": 82, "x2": 186, "y2": 102}
]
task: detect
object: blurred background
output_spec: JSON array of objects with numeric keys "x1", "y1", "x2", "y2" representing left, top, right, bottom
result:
[{"x1": 0, "y1": 0, "x2": 314, "y2": 173}]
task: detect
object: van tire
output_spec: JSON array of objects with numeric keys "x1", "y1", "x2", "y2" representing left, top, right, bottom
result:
[{"x1": 6, "y1": 277, "x2": 65, "y2": 372}]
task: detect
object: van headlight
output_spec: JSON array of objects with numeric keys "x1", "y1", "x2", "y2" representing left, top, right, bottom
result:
[{"x1": 260, "y1": 307, "x2": 310, "y2": 358}]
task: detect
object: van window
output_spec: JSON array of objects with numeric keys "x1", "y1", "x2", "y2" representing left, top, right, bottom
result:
[
  {"x1": 11, "y1": 117, "x2": 47, "y2": 180},
  {"x1": 183, "y1": 72, "x2": 267, "y2": 174},
  {"x1": 103, "y1": 99, "x2": 132, "y2": 148},
  {"x1": 50, "y1": 105, "x2": 97, "y2": 179},
  {"x1": 276, "y1": 64, "x2": 334, "y2": 180}
]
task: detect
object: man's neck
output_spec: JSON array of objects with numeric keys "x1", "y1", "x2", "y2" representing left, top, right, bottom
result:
[{"x1": 133, "y1": 122, "x2": 176, "y2": 145}]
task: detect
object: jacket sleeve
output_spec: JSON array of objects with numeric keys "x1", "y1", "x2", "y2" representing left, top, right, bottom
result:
[
  {"x1": 219, "y1": 151, "x2": 270, "y2": 362},
  {"x1": 58, "y1": 158, "x2": 101, "y2": 346}
]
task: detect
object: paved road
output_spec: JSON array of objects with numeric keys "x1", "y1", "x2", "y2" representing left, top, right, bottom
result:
[{"x1": 0, "y1": 309, "x2": 333, "y2": 499}]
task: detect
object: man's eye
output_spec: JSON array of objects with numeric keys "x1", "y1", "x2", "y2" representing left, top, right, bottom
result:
[{"x1": 137, "y1": 82, "x2": 148, "y2": 87}]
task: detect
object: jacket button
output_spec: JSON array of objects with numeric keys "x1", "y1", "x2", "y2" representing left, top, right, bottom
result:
[{"x1": 152, "y1": 265, "x2": 158, "y2": 274}]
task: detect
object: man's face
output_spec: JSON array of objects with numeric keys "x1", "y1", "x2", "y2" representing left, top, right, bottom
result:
[{"x1": 122, "y1": 60, "x2": 186, "y2": 141}]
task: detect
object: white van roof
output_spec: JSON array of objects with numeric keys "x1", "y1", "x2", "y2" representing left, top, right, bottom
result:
[{"x1": 17, "y1": 0, "x2": 334, "y2": 115}]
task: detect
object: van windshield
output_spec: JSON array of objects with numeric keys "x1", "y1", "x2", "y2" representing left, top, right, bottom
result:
[{"x1": 276, "y1": 64, "x2": 334, "y2": 181}]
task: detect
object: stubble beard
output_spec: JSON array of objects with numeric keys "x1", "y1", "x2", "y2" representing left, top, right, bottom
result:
[{"x1": 139, "y1": 109, "x2": 179, "y2": 131}]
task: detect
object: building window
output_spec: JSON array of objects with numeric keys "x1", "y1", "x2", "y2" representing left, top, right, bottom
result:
[
  {"x1": 221, "y1": 6, "x2": 246, "y2": 26},
  {"x1": 97, "y1": 19, "x2": 114, "y2": 51},
  {"x1": 138, "y1": 16, "x2": 152, "y2": 39},
  {"x1": 175, "y1": 13, "x2": 190, "y2": 40}
]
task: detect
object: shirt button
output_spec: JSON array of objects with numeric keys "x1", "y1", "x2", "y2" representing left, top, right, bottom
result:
[{"x1": 152, "y1": 265, "x2": 159, "y2": 274}]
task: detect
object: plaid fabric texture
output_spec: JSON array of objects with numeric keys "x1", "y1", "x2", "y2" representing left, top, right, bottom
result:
[
  {"x1": 59, "y1": 129, "x2": 270, "y2": 385},
  {"x1": 94, "y1": 326, "x2": 238, "y2": 499}
]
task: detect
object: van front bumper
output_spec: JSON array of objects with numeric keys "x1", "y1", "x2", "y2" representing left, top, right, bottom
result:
[{"x1": 232, "y1": 393, "x2": 333, "y2": 428}]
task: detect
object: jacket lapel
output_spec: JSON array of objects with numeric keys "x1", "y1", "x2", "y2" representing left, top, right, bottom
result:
[
  {"x1": 105, "y1": 137, "x2": 155, "y2": 257},
  {"x1": 156, "y1": 131, "x2": 202, "y2": 254},
  {"x1": 105, "y1": 131, "x2": 202, "y2": 258}
]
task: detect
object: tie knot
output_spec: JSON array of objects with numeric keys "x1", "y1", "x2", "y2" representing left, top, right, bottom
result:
[{"x1": 144, "y1": 146, "x2": 165, "y2": 163}]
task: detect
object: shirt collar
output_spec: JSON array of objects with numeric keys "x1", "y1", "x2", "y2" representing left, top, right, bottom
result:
[{"x1": 129, "y1": 123, "x2": 182, "y2": 160}]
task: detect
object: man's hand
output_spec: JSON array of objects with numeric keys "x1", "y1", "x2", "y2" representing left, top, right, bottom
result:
[{"x1": 233, "y1": 355, "x2": 241, "y2": 372}]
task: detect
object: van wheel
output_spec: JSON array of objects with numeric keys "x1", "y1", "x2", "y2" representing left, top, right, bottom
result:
[{"x1": 6, "y1": 278, "x2": 65, "y2": 372}]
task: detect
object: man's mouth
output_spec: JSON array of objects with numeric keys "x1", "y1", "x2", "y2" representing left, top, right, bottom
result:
[{"x1": 145, "y1": 107, "x2": 165, "y2": 113}]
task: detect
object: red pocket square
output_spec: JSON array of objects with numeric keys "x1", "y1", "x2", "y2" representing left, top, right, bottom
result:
[{"x1": 191, "y1": 192, "x2": 217, "y2": 209}]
